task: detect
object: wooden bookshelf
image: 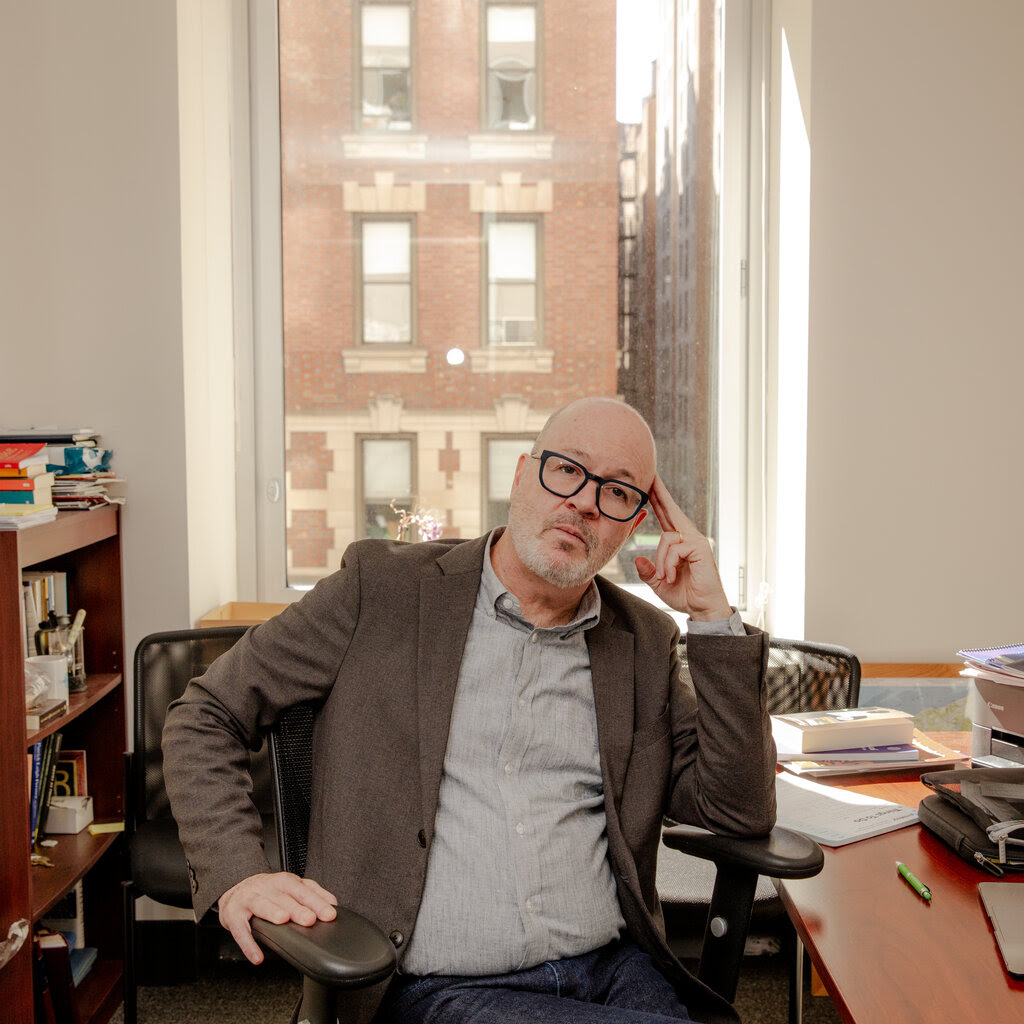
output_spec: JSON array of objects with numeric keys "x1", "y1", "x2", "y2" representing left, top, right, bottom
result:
[{"x1": 0, "y1": 508, "x2": 126, "y2": 1024}]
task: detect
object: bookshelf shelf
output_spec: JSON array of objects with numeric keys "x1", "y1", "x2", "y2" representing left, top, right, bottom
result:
[
  {"x1": 0, "y1": 510, "x2": 126, "y2": 1024},
  {"x1": 33, "y1": 830, "x2": 122, "y2": 920}
]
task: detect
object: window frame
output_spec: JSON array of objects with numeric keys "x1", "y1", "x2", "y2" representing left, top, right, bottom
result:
[
  {"x1": 481, "y1": 433, "x2": 534, "y2": 529},
  {"x1": 242, "y1": 1, "x2": 767, "y2": 610},
  {"x1": 481, "y1": 0, "x2": 542, "y2": 132},
  {"x1": 482, "y1": 214, "x2": 542, "y2": 348},
  {"x1": 356, "y1": 0, "x2": 416, "y2": 133},
  {"x1": 355, "y1": 432, "x2": 418, "y2": 540},
  {"x1": 355, "y1": 214, "x2": 417, "y2": 346}
]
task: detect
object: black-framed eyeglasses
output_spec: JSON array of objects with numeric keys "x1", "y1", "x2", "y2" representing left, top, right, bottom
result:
[{"x1": 531, "y1": 450, "x2": 649, "y2": 522}]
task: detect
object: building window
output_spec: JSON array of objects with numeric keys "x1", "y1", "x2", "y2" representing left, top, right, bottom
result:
[
  {"x1": 359, "y1": 218, "x2": 413, "y2": 344},
  {"x1": 485, "y1": 3, "x2": 537, "y2": 130},
  {"x1": 483, "y1": 436, "x2": 533, "y2": 529},
  {"x1": 359, "y1": 436, "x2": 416, "y2": 539},
  {"x1": 360, "y1": 2, "x2": 412, "y2": 132},
  {"x1": 486, "y1": 218, "x2": 539, "y2": 346}
]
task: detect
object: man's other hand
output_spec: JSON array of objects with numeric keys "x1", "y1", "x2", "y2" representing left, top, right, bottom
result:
[
  {"x1": 634, "y1": 475, "x2": 733, "y2": 622},
  {"x1": 218, "y1": 871, "x2": 339, "y2": 964}
]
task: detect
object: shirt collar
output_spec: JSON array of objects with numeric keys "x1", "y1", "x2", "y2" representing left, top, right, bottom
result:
[{"x1": 481, "y1": 527, "x2": 602, "y2": 636}]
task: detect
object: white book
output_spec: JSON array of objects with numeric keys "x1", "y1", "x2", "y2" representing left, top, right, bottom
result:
[
  {"x1": 771, "y1": 706, "x2": 915, "y2": 754},
  {"x1": 775, "y1": 772, "x2": 919, "y2": 847}
]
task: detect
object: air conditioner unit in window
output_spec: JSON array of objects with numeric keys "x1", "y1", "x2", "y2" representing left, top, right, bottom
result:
[{"x1": 491, "y1": 318, "x2": 536, "y2": 346}]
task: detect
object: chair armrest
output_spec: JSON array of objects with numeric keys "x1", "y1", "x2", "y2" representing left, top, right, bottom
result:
[
  {"x1": 662, "y1": 823, "x2": 823, "y2": 880},
  {"x1": 251, "y1": 907, "x2": 397, "y2": 990}
]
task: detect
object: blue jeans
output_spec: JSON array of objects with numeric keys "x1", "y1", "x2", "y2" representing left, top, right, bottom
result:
[{"x1": 375, "y1": 940, "x2": 697, "y2": 1023}]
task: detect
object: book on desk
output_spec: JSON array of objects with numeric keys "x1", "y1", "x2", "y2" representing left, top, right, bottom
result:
[
  {"x1": 778, "y1": 729, "x2": 970, "y2": 778},
  {"x1": 771, "y1": 706, "x2": 915, "y2": 754}
]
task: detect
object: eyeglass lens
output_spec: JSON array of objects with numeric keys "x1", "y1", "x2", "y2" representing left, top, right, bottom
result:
[{"x1": 540, "y1": 454, "x2": 644, "y2": 520}]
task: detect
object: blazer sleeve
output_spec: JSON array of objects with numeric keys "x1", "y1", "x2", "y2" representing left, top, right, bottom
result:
[
  {"x1": 666, "y1": 624, "x2": 776, "y2": 837},
  {"x1": 162, "y1": 555, "x2": 363, "y2": 920}
]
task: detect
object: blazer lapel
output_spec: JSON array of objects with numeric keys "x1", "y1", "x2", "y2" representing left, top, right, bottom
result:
[
  {"x1": 415, "y1": 537, "x2": 488, "y2": 835},
  {"x1": 586, "y1": 606, "x2": 636, "y2": 808}
]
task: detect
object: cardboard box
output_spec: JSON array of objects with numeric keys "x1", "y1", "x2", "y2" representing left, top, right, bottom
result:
[
  {"x1": 46, "y1": 795, "x2": 94, "y2": 834},
  {"x1": 198, "y1": 602, "x2": 290, "y2": 628}
]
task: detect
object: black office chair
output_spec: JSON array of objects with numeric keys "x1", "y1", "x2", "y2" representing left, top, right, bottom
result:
[
  {"x1": 250, "y1": 704, "x2": 397, "y2": 1024},
  {"x1": 122, "y1": 626, "x2": 278, "y2": 1024},
  {"x1": 249, "y1": 696, "x2": 822, "y2": 1024},
  {"x1": 658, "y1": 636, "x2": 860, "y2": 1023}
]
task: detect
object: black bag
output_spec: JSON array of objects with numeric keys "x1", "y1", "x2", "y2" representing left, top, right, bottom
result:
[{"x1": 918, "y1": 768, "x2": 1024, "y2": 876}]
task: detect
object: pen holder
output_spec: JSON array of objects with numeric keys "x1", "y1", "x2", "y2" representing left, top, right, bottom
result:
[{"x1": 69, "y1": 628, "x2": 87, "y2": 693}]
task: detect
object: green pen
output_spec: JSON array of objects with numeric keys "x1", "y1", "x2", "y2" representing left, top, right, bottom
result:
[{"x1": 896, "y1": 861, "x2": 932, "y2": 902}]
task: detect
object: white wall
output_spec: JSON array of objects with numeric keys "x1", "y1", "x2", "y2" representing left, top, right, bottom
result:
[
  {"x1": 800, "y1": 0, "x2": 1024, "y2": 659},
  {"x1": 0, "y1": 3, "x2": 192, "y2": 682}
]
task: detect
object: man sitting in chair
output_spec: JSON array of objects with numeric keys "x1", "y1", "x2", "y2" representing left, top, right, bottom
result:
[{"x1": 164, "y1": 397, "x2": 775, "y2": 1024}]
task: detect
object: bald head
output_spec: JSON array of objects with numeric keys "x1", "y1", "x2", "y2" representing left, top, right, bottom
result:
[{"x1": 533, "y1": 398, "x2": 657, "y2": 490}]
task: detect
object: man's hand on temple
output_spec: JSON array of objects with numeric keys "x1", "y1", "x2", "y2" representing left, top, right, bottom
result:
[
  {"x1": 218, "y1": 871, "x2": 339, "y2": 965},
  {"x1": 634, "y1": 475, "x2": 733, "y2": 622}
]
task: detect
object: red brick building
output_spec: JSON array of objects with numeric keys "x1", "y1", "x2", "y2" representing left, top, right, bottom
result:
[{"x1": 278, "y1": 0, "x2": 621, "y2": 583}]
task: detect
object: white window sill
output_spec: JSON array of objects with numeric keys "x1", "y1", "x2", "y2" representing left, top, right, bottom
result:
[
  {"x1": 468, "y1": 133, "x2": 554, "y2": 160},
  {"x1": 467, "y1": 347, "x2": 553, "y2": 373},
  {"x1": 342, "y1": 347, "x2": 428, "y2": 373},
  {"x1": 341, "y1": 134, "x2": 428, "y2": 159}
]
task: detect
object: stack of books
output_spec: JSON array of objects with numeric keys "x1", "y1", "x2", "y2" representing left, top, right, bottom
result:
[
  {"x1": 0, "y1": 428, "x2": 125, "y2": 517},
  {"x1": 0, "y1": 443, "x2": 57, "y2": 528},
  {"x1": 772, "y1": 706, "x2": 969, "y2": 777}
]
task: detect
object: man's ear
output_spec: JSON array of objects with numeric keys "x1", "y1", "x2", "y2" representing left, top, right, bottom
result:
[
  {"x1": 510, "y1": 453, "x2": 529, "y2": 496},
  {"x1": 627, "y1": 508, "x2": 648, "y2": 537}
]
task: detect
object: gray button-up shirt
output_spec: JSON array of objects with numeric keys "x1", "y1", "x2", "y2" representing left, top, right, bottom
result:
[{"x1": 401, "y1": 532, "x2": 626, "y2": 975}]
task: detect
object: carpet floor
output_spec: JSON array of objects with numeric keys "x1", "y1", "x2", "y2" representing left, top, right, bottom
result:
[{"x1": 111, "y1": 950, "x2": 842, "y2": 1024}]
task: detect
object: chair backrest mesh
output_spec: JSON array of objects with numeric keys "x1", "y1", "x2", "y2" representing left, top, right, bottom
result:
[
  {"x1": 678, "y1": 635, "x2": 860, "y2": 715},
  {"x1": 763, "y1": 638, "x2": 861, "y2": 714},
  {"x1": 132, "y1": 626, "x2": 266, "y2": 824},
  {"x1": 268, "y1": 703, "x2": 316, "y2": 877}
]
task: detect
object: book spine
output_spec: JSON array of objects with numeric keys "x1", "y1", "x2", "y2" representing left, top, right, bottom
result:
[
  {"x1": 0, "y1": 491, "x2": 45, "y2": 504},
  {"x1": 23, "y1": 580, "x2": 38, "y2": 655},
  {"x1": 29, "y1": 742, "x2": 44, "y2": 843},
  {"x1": 38, "y1": 732, "x2": 64, "y2": 838}
]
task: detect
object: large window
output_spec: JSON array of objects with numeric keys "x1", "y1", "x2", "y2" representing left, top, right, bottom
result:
[
  {"x1": 359, "y1": 218, "x2": 414, "y2": 344},
  {"x1": 249, "y1": 0, "x2": 763, "y2": 609},
  {"x1": 486, "y1": 219, "x2": 538, "y2": 346},
  {"x1": 360, "y1": 2, "x2": 413, "y2": 131},
  {"x1": 485, "y1": 3, "x2": 538, "y2": 131}
]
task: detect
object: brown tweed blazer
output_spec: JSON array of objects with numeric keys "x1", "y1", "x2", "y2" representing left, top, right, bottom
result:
[{"x1": 164, "y1": 534, "x2": 775, "y2": 1023}]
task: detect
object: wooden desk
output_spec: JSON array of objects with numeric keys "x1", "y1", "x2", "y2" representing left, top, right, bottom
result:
[{"x1": 777, "y1": 734, "x2": 1024, "y2": 1023}]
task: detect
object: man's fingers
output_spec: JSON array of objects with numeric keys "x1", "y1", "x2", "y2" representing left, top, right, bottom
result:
[
  {"x1": 218, "y1": 872, "x2": 339, "y2": 963},
  {"x1": 228, "y1": 918, "x2": 265, "y2": 965}
]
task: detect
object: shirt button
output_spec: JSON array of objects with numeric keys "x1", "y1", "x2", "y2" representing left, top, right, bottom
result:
[
  {"x1": 389, "y1": 931, "x2": 405, "y2": 948},
  {"x1": 504, "y1": 763, "x2": 513, "y2": 775},
  {"x1": 530, "y1": 634, "x2": 538, "y2": 644},
  {"x1": 518, "y1": 698, "x2": 526, "y2": 709},
  {"x1": 525, "y1": 899, "x2": 534, "y2": 913},
  {"x1": 515, "y1": 821, "x2": 526, "y2": 835}
]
